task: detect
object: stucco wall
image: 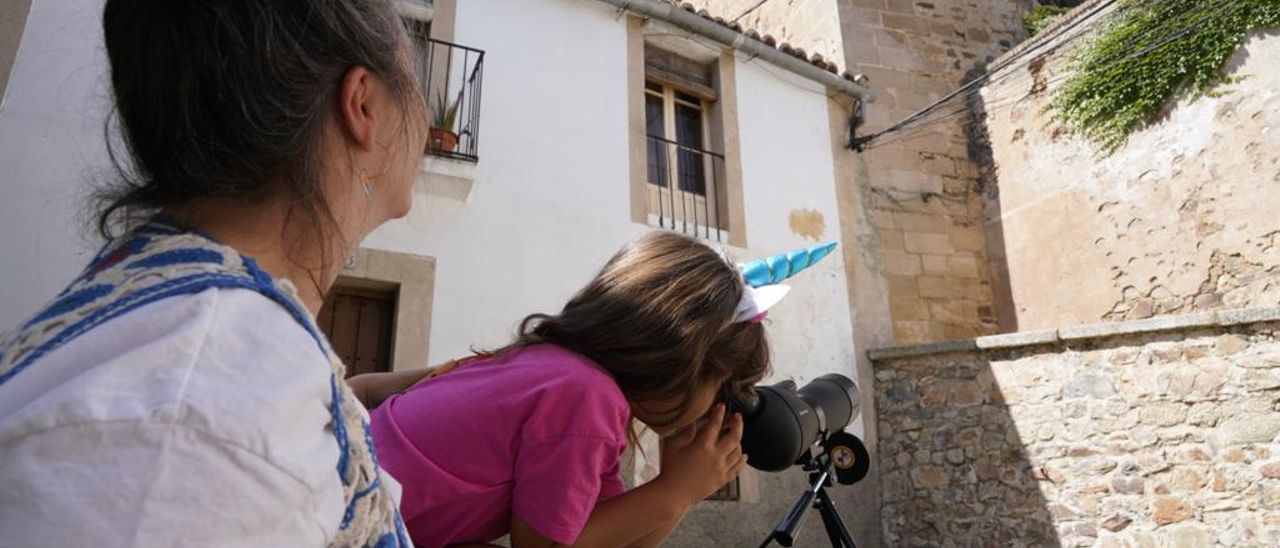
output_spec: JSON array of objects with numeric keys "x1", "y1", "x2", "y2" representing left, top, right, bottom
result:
[
  {"x1": 360, "y1": 0, "x2": 859, "y2": 387},
  {"x1": 871, "y1": 308, "x2": 1280, "y2": 547},
  {"x1": 979, "y1": 21, "x2": 1280, "y2": 331},
  {"x1": 0, "y1": 0, "x2": 881, "y2": 545},
  {"x1": 0, "y1": 0, "x2": 32, "y2": 103},
  {"x1": 0, "y1": 0, "x2": 110, "y2": 326},
  {"x1": 365, "y1": 1, "x2": 872, "y2": 543}
]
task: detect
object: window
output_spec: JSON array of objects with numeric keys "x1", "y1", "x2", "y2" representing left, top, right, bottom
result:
[
  {"x1": 645, "y1": 82, "x2": 710, "y2": 195},
  {"x1": 641, "y1": 46, "x2": 726, "y2": 240},
  {"x1": 627, "y1": 19, "x2": 745, "y2": 246},
  {"x1": 706, "y1": 477, "x2": 742, "y2": 502},
  {"x1": 401, "y1": 0, "x2": 486, "y2": 162}
]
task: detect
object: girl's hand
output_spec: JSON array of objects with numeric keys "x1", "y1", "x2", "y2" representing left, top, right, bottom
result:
[{"x1": 652, "y1": 403, "x2": 747, "y2": 506}]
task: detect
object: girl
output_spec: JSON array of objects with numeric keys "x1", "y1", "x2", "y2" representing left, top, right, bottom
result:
[
  {"x1": 370, "y1": 231, "x2": 772, "y2": 547},
  {"x1": 0, "y1": 1, "x2": 430, "y2": 545}
]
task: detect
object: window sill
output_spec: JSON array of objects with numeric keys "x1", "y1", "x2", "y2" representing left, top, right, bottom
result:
[
  {"x1": 644, "y1": 213, "x2": 731, "y2": 243},
  {"x1": 416, "y1": 155, "x2": 475, "y2": 201}
]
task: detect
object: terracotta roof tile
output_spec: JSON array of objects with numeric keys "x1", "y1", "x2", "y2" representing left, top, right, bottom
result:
[{"x1": 650, "y1": 0, "x2": 851, "y2": 78}]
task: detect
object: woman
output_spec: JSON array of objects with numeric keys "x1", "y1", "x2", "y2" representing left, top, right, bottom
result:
[{"x1": 0, "y1": 1, "x2": 430, "y2": 546}]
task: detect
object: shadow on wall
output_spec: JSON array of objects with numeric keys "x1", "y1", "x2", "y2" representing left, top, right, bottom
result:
[
  {"x1": 874, "y1": 316, "x2": 1280, "y2": 547},
  {"x1": 962, "y1": 64, "x2": 1019, "y2": 335},
  {"x1": 875, "y1": 350, "x2": 1060, "y2": 547}
]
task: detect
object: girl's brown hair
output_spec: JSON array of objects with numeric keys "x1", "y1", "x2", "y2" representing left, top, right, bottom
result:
[{"x1": 492, "y1": 231, "x2": 770, "y2": 430}]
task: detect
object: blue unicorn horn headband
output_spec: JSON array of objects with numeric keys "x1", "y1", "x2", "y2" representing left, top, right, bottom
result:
[{"x1": 734, "y1": 241, "x2": 837, "y2": 323}]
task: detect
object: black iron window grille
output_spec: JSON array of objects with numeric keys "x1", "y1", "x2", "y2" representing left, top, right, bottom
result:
[
  {"x1": 645, "y1": 81, "x2": 726, "y2": 241},
  {"x1": 409, "y1": 24, "x2": 485, "y2": 162}
]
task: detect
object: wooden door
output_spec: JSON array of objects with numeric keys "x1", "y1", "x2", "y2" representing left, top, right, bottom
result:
[{"x1": 317, "y1": 284, "x2": 397, "y2": 378}]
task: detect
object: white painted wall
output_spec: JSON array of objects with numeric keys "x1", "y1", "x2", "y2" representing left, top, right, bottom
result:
[
  {"x1": 0, "y1": 0, "x2": 861, "y2": 421},
  {"x1": 367, "y1": 0, "x2": 645, "y2": 361},
  {"x1": 732, "y1": 57, "x2": 857, "y2": 391},
  {"x1": 366, "y1": 0, "x2": 858, "y2": 400},
  {"x1": 0, "y1": 0, "x2": 869, "y2": 543},
  {"x1": 0, "y1": 0, "x2": 110, "y2": 328}
]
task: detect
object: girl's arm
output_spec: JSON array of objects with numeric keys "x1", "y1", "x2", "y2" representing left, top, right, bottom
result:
[
  {"x1": 624, "y1": 511, "x2": 686, "y2": 548},
  {"x1": 346, "y1": 358, "x2": 465, "y2": 408},
  {"x1": 508, "y1": 405, "x2": 746, "y2": 548}
]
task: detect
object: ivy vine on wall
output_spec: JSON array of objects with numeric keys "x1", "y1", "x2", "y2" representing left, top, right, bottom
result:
[
  {"x1": 1048, "y1": 0, "x2": 1280, "y2": 153},
  {"x1": 1024, "y1": 4, "x2": 1070, "y2": 36}
]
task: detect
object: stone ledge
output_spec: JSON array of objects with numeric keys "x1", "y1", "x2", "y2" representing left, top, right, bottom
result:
[
  {"x1": 974, "y1": 328, "x2": 1058, "y2": 350},
  {"x1": 869, "y1": 306, "x2": 1280, "y2": 362},
  {"x1": 867, "y1": 339, "x2": 977, "y2": 361},
  {"x1": 1218, "y1": 306, "x2": 1280, "y2": 326},
  {"x1": 416, "y1": 155, "x2": 476, "y2": 201},
  {"x1": 1057, "y1": 310, "x2": 1220, "y2": 342}
]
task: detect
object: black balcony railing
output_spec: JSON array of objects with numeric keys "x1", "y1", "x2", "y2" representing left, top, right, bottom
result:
[
  {"x1": 413, "y1": 34, "x2": 485, "y2": 162},
  {"x1": 646, "y1": 135, "x2": 726, "y2": 241}
]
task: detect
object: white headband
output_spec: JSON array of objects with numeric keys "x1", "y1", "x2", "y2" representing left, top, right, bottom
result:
[{"x1": 733, "y1": 285, "x2": 792, "y2": 323}]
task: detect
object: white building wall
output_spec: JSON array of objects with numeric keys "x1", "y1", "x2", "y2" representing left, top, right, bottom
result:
[
  {"x1": 369, "y1": 0, "x2": 859, "y2": 395},
  {"x1": 367, "y1": 0, "x2": 646, "y2": 361},
  {"x1": 0, "y1": 0, "x2": 859, "y2": 396},
  {"x1": 0, "y1": 0, "x2": 868, "y2": 543},
  {"x1": 732, "y1": 57, "x2": 857, "y2": 390},
  {"x1": 0, "y1": 0, "x2": 863, "y2": 450},
  {"x1": 0, "y1": 0, "x2": 110, "y2": 327}
]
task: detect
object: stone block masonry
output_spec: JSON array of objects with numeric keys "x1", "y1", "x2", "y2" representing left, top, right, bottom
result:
[
  {"x1": 684, "y1": 0, "x2": 1033, "y2": 344},
  {"x1": 840, "y1": 0, "x2": 1031, "y2": 344},
  {"x1": 871, "y1": 307, "x2": 1280, "y2": 547}
]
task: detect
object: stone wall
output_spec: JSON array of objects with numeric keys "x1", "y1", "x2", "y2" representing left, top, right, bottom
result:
[
  {"x1": 683, "y1": 0, "x2": 847, "y2": 71},
  {"x1": 840, "y1": 0, "x2": 1030, "y2": 344},
  {"x1": 978, "y1": 12, "x2": 1280, "y2": 331},
  {"x1": 870, "y1": 308, "x2": 1280, "y2": 547},
  {"x1": 684, "y1": 0, "x2": 1031, "y2": 344}
]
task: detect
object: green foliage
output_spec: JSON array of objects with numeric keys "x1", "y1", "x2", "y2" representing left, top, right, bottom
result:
[
  {"x1": 433, "y1": 90, "x2": 462, "y2": 129},
  {"x1": 1047, "y1": 0, "x2": 1280, "y2": 153},
  {"x1": 1024, "y1": 4, "x2": 1070, "y2": 36}
]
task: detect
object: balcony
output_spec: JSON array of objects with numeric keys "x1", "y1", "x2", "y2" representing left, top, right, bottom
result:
[
  {"x1": 646, "y1": 135, "x2": 727, "y2": 242},
  {"x1": 413, "y1": 35, "x2": 485, "y2": 162}
]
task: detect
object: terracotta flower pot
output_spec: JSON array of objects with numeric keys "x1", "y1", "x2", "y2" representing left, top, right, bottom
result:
[{"x1": 428, "y1": 126, "x2": 459, "y2": 152}]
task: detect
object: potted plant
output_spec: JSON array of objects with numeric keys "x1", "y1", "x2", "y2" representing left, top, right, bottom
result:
[{"x1": 429, "y1": 90, "x2": 462, "y2": 152}]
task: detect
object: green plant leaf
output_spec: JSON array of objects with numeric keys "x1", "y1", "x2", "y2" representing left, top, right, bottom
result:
[{"x1": 1047, "y1": 0, "x2": 1280, "y2": 155}]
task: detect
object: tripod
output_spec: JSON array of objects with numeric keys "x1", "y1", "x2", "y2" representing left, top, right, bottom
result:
[{"x1": 756, "y1": 452, "x2": 857, "y2": 548}]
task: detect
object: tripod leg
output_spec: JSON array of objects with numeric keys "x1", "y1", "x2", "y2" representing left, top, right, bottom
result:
[
  {"x1": 815, "y1": 488, "x2": 857, "y2": 548},
  {"x1": 757, "y1": 469, "x2": 829, "y2": 547}
]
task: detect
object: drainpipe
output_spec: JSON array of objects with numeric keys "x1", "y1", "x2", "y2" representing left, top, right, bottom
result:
[{"x1": 595, "y1": 0, "x2": 876, "y2": 103}]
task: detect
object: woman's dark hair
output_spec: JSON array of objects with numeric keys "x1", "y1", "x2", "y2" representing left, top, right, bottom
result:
[
  {"x1": 97, "y1": 0, "x2": 424, "y2": 241},
  {"x1": 490, "y1": 231, "x2": 771, "y2": 431}
]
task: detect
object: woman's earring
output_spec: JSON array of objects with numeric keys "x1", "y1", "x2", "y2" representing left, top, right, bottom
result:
[{"x1": 359, "y1": 168, "x2": 376, "y2": 197}]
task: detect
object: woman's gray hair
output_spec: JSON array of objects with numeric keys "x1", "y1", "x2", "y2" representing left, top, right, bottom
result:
[{"x1": 98, "y1": 0, "x2": 425, "y2": 243}]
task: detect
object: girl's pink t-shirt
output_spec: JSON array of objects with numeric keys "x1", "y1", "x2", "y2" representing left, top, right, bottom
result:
[{"x1": 370, "y1": 343, "x2": 631, "y2": 547}]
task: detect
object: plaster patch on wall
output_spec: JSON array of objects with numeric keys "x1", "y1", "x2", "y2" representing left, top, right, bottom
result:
[{"x1": 788, "y1": 208, "x2": 826, "y2": 241}]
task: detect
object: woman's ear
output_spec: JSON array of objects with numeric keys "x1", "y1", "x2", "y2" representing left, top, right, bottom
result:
[{"x1": 338, "y1": 66, "x2": 376, "y2": 152}]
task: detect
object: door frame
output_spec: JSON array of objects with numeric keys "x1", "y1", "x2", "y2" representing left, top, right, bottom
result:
[{"x1": 337, "y1": 248, "x2": 436, "y2": 372}]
